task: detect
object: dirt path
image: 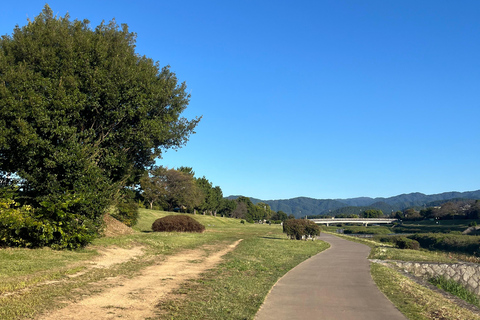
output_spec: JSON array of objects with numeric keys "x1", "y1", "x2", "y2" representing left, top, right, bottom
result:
[{"x1": 38, "y1": 239, "x2": 242, "y2": 320}]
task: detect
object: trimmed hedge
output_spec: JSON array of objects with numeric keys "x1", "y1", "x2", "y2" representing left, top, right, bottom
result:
[{"x1": 152, "y1": 215, "x2": 205, "y2": 233}]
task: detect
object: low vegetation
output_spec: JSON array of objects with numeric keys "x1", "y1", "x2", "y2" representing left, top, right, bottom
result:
[
  {"x1": 282, "y1": 218, "x2": 320, "y2": 240},
  {"x1": 371, "y1": 263, "x2": 480, "y2": 320},
  {"x1": 428, "y1": 275, "x2": 480, "y2": 309},
  {"x1": 0, "y1": 210, "x2": 328, "y2": 319},
  {"x1": 157, "y1": 229, "x2": 329, "y2": 319},
  {"x1": 408, "y1": 233, "x2": 480, "y2": 256},
  {"x1": 151, "y1": 215, "x2": 205, "y2": 233}
]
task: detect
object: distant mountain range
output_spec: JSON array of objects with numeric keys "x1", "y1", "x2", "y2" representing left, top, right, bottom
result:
[{"x1": 227, "y1": 190, "x2": 480, "y2": 218}]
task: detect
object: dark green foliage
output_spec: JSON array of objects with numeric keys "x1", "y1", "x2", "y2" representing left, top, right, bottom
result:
[
  {"x1": 362, "y1": 209, "x2": 384, "y2": 218},
  {"x1": 408, "y1": 233, "x2": 480, "y2": 256},
  {"x1": 0, "y1": 6, "x2": 199, "y2": 248},
  {"x1": 111, "y1": 189, "x2": 139, "y2": 227},
  {"x1": 395, "y1": 237, "x2": 420, "y2": 250},
  {"x1": 429, "y1": 276, "x2": 480, "y2": 308},
  {"x1": 235, "y1": 196, "x2": 265, "y2": 222},
  {"x1": 373, "y1": 234, "x2": 420, "y2": 250},
  {"x1": 141, "y1": 167, "x2": 202, "y2": 212},
  {"x1": 374, "y1": 235, "x2": 404, "y2": 245},
  {"x1": 151, "y1": 215, "x2": 205, "y2": 233},
  {"x1": 0, "y1": 192, "x2": 97, "y2": 248},
  {"x1": 342, "y1": 226, "x2": 392, "y2": 235},
  {"x1": 270, "y1": 210, "x2": 288, "y2": 222},
  {"x1": 283, "y1": 219, "x2": 320, "y2": 240},
  {"x1": 195, "y1": 177, "x2": 223, "y2": 215}
]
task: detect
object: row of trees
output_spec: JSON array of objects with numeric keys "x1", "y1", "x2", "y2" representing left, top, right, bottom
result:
[
  {"x1": 138, "y1": 167, "x2": 291, "y2": 223},
  {"x1": 140, "y1": 166, "x2": 222, "y2": 215},
  {"x1": 392, "y1": 200, "x2": 480, "y2": 220},
  {"x1": 308, "y1": 209, "x2": 385, "y2": 219},
  {"x1": 308, "y1": 201, "x2": 480, "y2": 221}
]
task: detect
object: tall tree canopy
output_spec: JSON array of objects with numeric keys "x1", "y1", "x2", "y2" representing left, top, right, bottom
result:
[
  {"x1": 0, "y1": 6, "x2": 200, "y2": 248},
  {"x1": 140, "y1": 166, "x2": 202, "y2": 211}
]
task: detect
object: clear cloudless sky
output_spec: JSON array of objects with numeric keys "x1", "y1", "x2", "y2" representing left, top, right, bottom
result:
[{"x1": 1, "y1": 1, "x2": 479, "y2": 200}]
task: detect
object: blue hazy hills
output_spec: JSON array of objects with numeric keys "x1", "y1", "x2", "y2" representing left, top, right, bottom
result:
[{"x1": 228, "y1": 190, "x2": 480, "y2": 218}]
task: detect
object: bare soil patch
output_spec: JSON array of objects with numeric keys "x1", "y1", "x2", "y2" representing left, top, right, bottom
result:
[{"x1": 37, "y1": 239, "x2": 242, "y2": 320}]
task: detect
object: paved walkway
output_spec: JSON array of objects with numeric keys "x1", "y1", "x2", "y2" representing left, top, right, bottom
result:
[{"x1": 255, "y1": 233, "x2": 407, "y2": 320}]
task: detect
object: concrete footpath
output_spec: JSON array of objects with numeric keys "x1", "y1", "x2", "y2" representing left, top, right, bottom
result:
[{"x1": 255, "y1": 233, "x2": 407, "y2": 320}]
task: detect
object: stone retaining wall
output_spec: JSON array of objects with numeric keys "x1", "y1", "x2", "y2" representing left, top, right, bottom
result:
[{"x1": 393, "y1": 261, "x2": 480, "y2": 295}]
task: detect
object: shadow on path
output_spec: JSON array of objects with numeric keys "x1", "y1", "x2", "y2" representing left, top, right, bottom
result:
[{"x1": 255, "y1": 233, "x2": 406, "y2": 320}]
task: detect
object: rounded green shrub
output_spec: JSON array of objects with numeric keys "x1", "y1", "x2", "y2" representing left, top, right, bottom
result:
[
  {"x1": 396, "y1": 237, "x2": 420, "y2": 250},
  {"x1": 283, "y1": 219, "x2": 320, "y2": 240},
  {"x1": 152, "y1": 215, "x2": 205, "y2": 233}
]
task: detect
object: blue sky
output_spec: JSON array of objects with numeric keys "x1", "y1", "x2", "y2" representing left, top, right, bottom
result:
[{"x1": 2, "y1": 1, "x2": 479, "y2": 200}]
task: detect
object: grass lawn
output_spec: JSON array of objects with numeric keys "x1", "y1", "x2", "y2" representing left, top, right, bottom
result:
[
  {"x1": 0, "y1": 209, "x2": 329, "y2": 319},
  {"x1": 372, "y1": 263, "x2": 480, "y2": 320}
]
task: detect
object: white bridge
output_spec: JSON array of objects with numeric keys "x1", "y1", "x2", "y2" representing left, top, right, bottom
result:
[{"x1": 309, "y1": 218, "x2": 398, "y2": 227}]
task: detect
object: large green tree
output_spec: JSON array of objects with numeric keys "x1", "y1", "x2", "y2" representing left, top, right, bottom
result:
[
  {"x1": 0, "y1": 6, "x2": 200, "y2": 247},
  {"x1": 362, "y1": 209, "x2": 384, "y2": 218},
  {"x1": 195, "y1": 177, "x2": 223, "y2": 216},
  {"x1": 140, "y1": 167, "x2": 202, "y2": 212}
]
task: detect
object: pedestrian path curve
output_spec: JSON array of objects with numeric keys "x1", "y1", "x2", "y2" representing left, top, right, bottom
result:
[{"x1": 255, "y1": 233, "x2": 407, "y2": 320}]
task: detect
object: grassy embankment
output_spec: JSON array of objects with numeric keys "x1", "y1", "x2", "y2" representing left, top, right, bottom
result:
[{"x1": 0, "y1": 209, "x2": 329, "y2": 319}]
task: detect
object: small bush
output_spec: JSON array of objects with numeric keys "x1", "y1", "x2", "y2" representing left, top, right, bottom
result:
[
  {"x1": 152, "y1": 215, "x2": 205, "y2": 233},
  {"x1": 395, "y1": 237, "x2": 420, "y2": 250},
  {"x1": 283, "y1": 219, "x2": 320, "y2": 240},
  {"x1": 374, "y1": 235, "x2": 404, "y2": 245}
]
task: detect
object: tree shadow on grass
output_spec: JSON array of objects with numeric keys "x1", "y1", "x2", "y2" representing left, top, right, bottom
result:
[{"x1": 261, "y1": 236, "x2": 287, "y2": 240}]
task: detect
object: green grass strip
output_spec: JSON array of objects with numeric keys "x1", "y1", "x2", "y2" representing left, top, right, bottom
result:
[
  {"x1": 428, "y1": 275, "x2": 480, "y2": 308},
  {"x1": 155, "y1": 236, "x2": 329, "y2": 320},
  {"x1": 371, "y1": 263, "x2": 480, "y2": 320}
]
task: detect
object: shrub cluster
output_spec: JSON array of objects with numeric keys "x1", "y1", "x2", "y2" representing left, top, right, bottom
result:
[
  {"x1": 0, "y1": 195, "x2": 98, "y2": 249},
  {"x1": 283, "y1": 219, "x2": 320, "y2": 240},
  {"x1": 111, "y1": 189, "x2": 139, "y2": 227},
  {"x1": 373, "y1": 235, "x2": 420, "y2": 250},
  {"x1": 342, "y1": 226, "x2": 392, "y2": 235},
  {"x1": 408, "y1": 233, "x2": 480, "y2": 256},
  {"x1": 152, "y1": 215, "x2": 205, "y2": 233},
  {"x1": 396, "y1": 237, "x2": 420, "y2": 250}
]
